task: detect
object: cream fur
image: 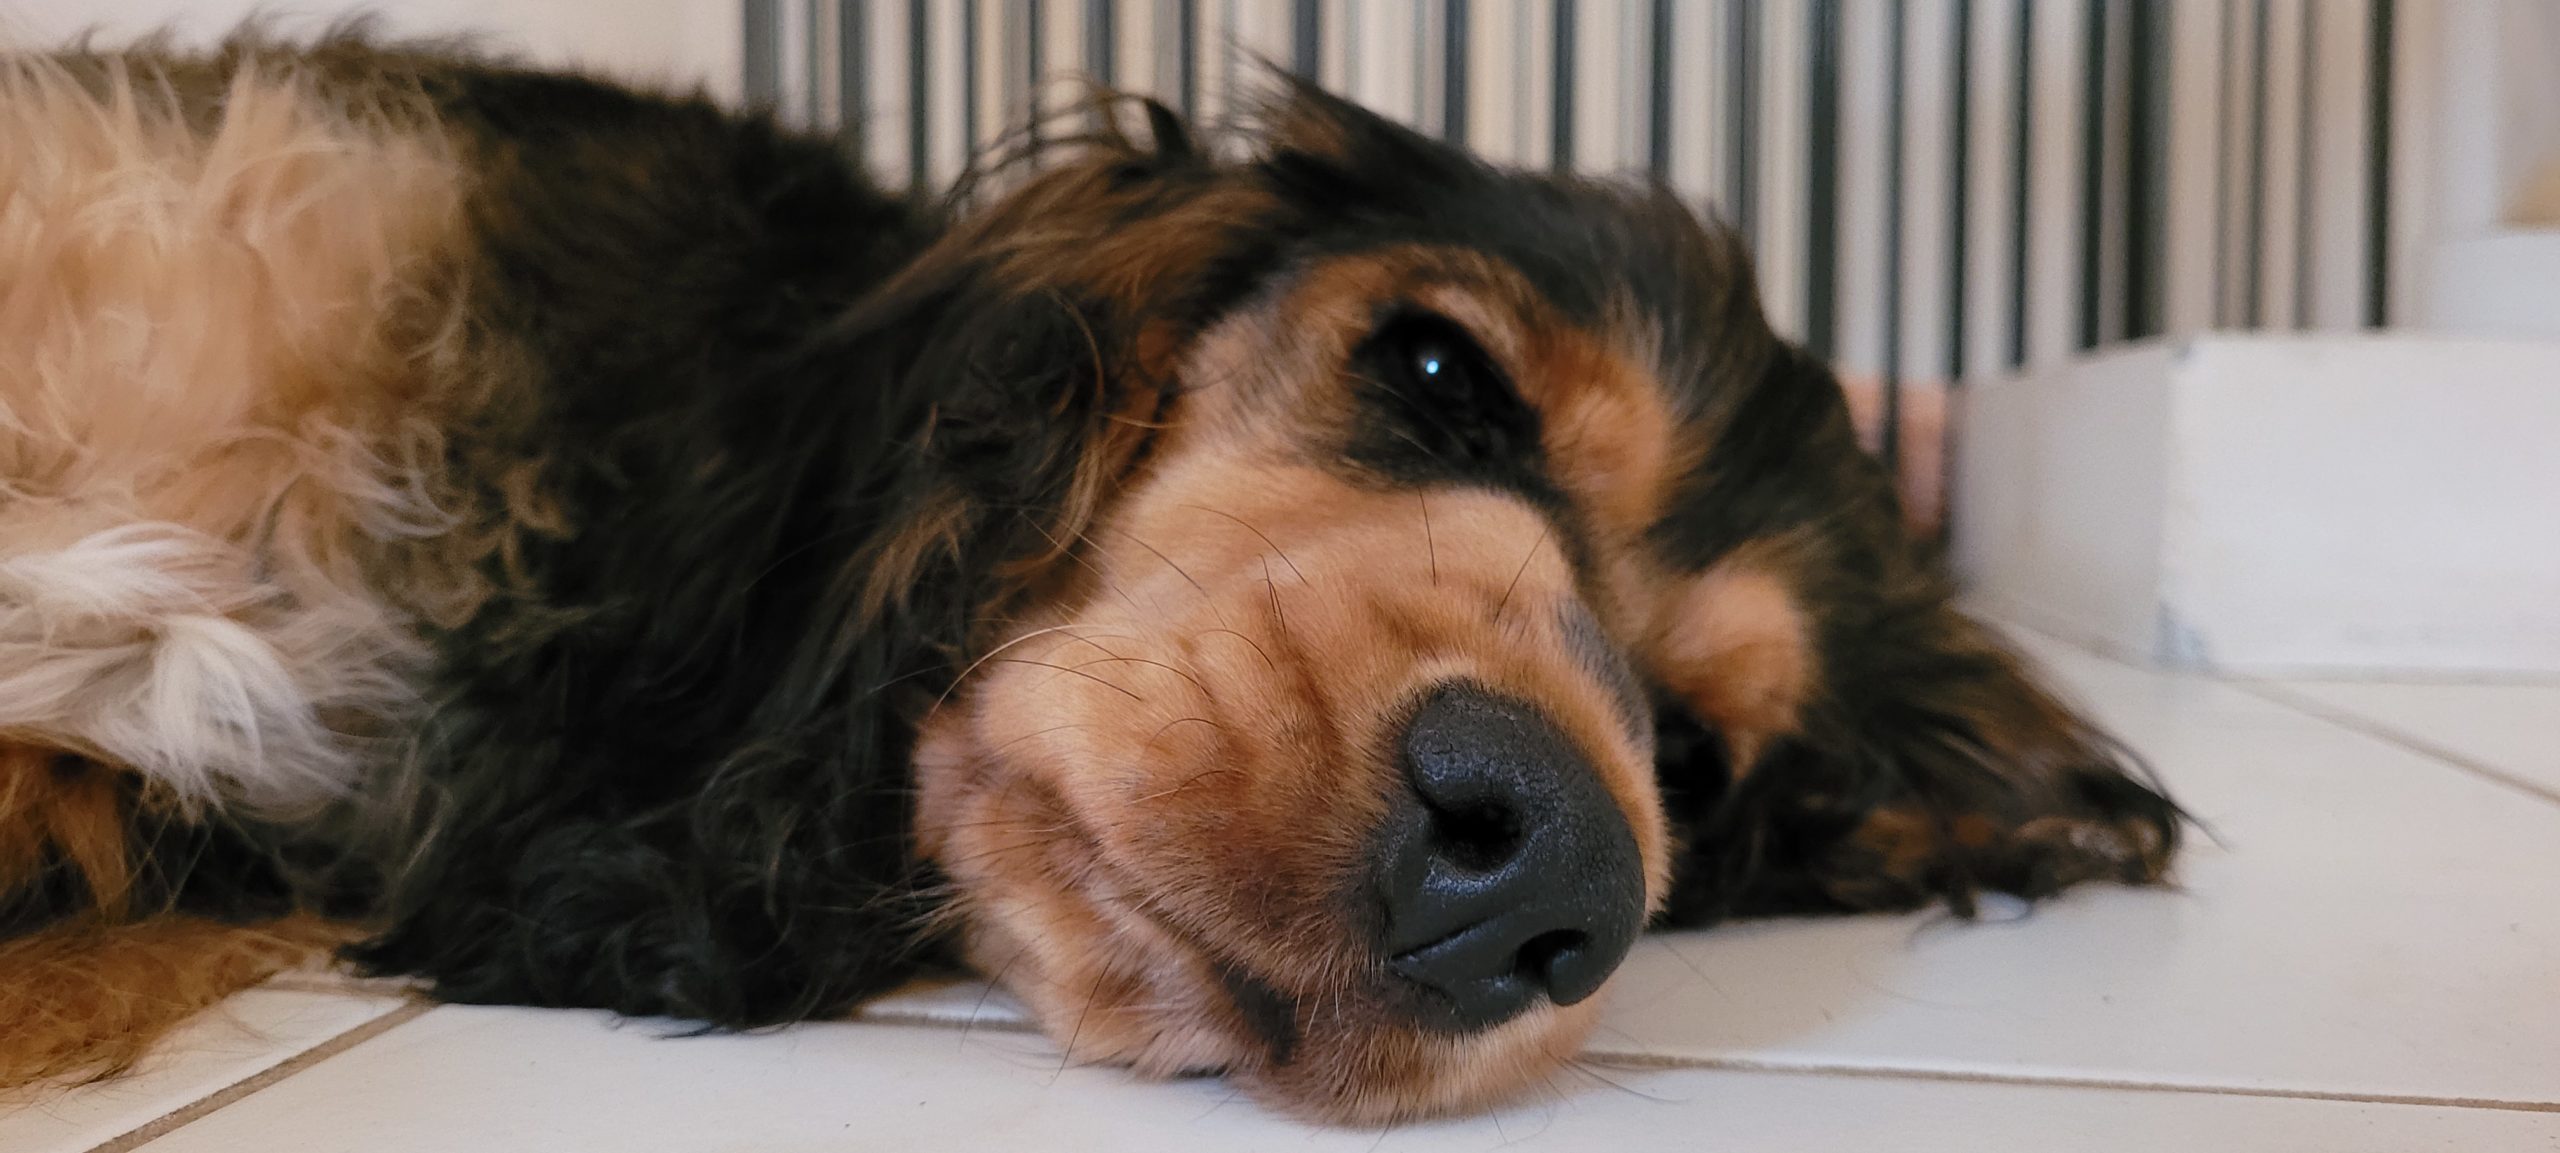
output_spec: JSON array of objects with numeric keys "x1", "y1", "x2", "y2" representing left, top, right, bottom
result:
[{"x1": 0, "y1": 50, "x2": 471, "y2": 813}]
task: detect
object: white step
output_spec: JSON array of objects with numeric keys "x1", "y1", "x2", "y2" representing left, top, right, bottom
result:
[
  {"x1": 1952, "y1": 333, "x2": 2560, "y2": 677},
  {"x1": 2428, "y1": 230, "x2": 2560, "y2": 341}
]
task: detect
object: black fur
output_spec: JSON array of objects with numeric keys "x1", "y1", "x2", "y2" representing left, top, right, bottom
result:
[{"x1": 341, "y1": 65, "x2": 951, "y2": 1021}]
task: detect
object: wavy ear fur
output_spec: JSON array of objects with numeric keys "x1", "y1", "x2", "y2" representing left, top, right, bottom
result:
[
  {"x1": 1652, "y1": 350, "x2": 2181, "y2": 927},
  {"x1": 347, "y1": 78, "x2": 1273, "y2": 1026}
]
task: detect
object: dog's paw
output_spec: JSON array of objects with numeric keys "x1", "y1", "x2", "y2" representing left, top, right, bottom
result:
[{"x1": 1811, "y1": 779, "x2": 2179, "y2": 916}]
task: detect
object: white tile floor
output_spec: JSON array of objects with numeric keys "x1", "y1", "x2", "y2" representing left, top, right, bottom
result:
[{"x1": 5, "y1": 625, "x2": 2557, "y2": 1152}]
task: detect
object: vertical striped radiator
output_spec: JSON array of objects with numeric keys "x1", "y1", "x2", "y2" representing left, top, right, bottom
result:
[{"x1": 744, "y1": 0, "x2": 2417, "y2": 526}]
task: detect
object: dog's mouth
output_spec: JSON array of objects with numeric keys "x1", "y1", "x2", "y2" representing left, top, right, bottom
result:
[
  {"x1": 910, "y1": 748, "x2": 1639, "y2": 1124},
  {"x1": 911, "y1": 604, "x2": 1663, "y2": 1117}
]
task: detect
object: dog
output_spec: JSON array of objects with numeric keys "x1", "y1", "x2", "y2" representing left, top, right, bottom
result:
[{"x1": 0, "y1": 29, "x2": 2180, "y2": 1123}]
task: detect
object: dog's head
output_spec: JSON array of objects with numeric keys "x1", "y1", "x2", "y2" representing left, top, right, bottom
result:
[{"x1": 889, "y1": 84, "x2": 1942, "y2": 1121}]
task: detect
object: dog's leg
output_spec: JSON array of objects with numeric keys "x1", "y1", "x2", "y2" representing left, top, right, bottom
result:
[
  {"x1": 0, "y1": 914, "x2": 347, "y2": 1087},
  {"x1": 0, "y1": 744, "x2": 348, "y2": 1089},
  {"x1": 0, "y1": 744, "x2": 135, "y2": 922},
  {"x1": 1655, "y1": 594, "x2": 2181, "y2": 926}
]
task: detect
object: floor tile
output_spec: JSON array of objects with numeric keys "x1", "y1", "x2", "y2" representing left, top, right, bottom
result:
[
  {"x1": 132, "y1": 1010, "x2": 2560, "y2": 1153},
  {"x1": 0, "y1": 989, "x2": 408, "y2": 1153},
  {"x1": 716, "y1": 628, "x2": 2560, "y2": 1112},
  {"x1": 1591, "y1": 630, "x2": 2560, "y2": 1106},
  {"x1": 2253, "y1": 678, "x2": 2560, "y2": 801},
  {"x1": 38, "y1": 626, "x2": 2560, "y2": 1148}
]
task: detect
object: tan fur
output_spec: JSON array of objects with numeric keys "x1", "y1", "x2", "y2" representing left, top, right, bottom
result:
[
  {"x1": 0, "y1": 744, "x2": 132, "y2": 915},
  {"x1": 0, "y1": 914, "x2": 351, "y2": 1089},
  {"x1": 0, "y1": 49, "x2": 477, "y2": 815},
  {"x1": 1835, "y1": 802, "x2": 2173, "y2": 910},
  {"x1": 916, "y1": 251, "x2": 1683, "y2": 1122},
  {"x1": 1645, "y1": 551, "x2": 1820, "y2": 773}
]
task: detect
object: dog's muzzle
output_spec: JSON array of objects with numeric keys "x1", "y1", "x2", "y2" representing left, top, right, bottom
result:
[{"x1": 1373, "y1": 683, "x2": 1646, "y2": 1033}]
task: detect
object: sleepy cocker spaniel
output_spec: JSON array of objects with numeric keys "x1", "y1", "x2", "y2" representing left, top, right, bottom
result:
[{"x1": 0, "y1": 30, "x2": 2179, "y2": 1123}]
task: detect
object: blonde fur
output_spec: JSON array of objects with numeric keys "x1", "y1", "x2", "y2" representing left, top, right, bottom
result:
[
  {"x1": 0, "y1": 48, "x2": 471, "y2": 813},
  {"x1": 0, "y1": 914, "x2": 350, "y2": 1089}
]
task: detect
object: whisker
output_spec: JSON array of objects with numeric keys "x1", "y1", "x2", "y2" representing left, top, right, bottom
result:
[
  {"x1": 1193, "y1": 627, "x2": 1278, "y2": 672},
  {"x1": 1418, "y1": 492, "x2": 1439, "y2": 585},
  {"x1": 1563, "y1": 1057, "x2": 1682, "y2": 1104},
  {"x1": 921, "y1": 817, "x2": 1046, "y2": 834},
  {"x1": 935, "y1": 830, "x2": 1082, "y2": 872},
  {"x1": 1055, "y1": 633, "x2": 1130, "y2": 661},
  {"x1": 959, "y1": 947, "x2": 1031, "y2": 1053},
  {"x1": 1053, "y1": 970, "x2": 1108, "y2": 1079},
  {"x1": 1191, "y1": 1083, "x2": 1251, "y2": 1122},
  {"x1": 937, "y1": 624, "x2": 1119, "y2": 709},
  {"x1": 1347, "y1": 368, "x2": 1474, "y2": 448},
  {"x1": 989, "y1": 657, "x2": 1145, "y2": 702},
  {"x1": 1025, "y1": 516, "x2": 1144, "y2": 614},
  {"x1": 1128, "y1": 760, "x2": 1236, "y2": 802},
  {"x1": 1069, "y1": 653, "x2": 1211, "y2": 696},
  {"x1": 1258, "y1": 558, "x2": 1291, "y2": 636},
  {"x1": 1180, "y1": 503, "x2": 1308, "y2": 583},
  {"x1": 1493, "y1": 525, "x2": 1551, "y2": 622},
  {"x1": 1125, "y1": 533, "x2": 1232, "y2": 629}
]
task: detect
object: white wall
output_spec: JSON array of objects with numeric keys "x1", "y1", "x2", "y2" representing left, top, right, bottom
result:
[
  {"x1": 0, "y1": 0, "x2": 742, "y2": 103},
  {"x1": 1957, "y1": 335, "x2": 2560, "y2": 677},
  {"x1": 2415, "y1": 0, "x2": 2560, "y2": 335}
]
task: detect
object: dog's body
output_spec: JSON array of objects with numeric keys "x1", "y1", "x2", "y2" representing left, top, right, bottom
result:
[{"x1": 0, "y1": 32, "x2": 2178, "y2": 1121}]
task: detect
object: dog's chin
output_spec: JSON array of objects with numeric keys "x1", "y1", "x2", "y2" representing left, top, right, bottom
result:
[
  {"x1": 949, "y1": 878, "x2": 1605, "y2": 1126},
  {"x1": 1241, "y1": 999, "x2": 1603, "y2": 1125}
]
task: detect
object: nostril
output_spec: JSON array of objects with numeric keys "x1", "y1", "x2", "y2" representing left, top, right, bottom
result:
[
  {"x1": 1514, "y1": 928, "x2": 1587, "y2": 981},
  {"x1": 1425, "y1": 797, "x2": 1524, "y2": 873}
]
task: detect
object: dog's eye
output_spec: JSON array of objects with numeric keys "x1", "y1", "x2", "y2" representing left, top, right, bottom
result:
[
  {"x1": 1351, "y1": 313, "x2": 1539, "y2": 472},
  {"x1": 1379, "y1": 314, "x2": 1499, "y2": 408},
  {"x1": 1411, "y1": 336, "x2": 1460, "y2": 386}
]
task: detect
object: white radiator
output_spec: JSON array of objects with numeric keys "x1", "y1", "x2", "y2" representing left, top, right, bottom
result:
[{"x1": 750, "y1": 0, "x2": 2414, "y2": 370}]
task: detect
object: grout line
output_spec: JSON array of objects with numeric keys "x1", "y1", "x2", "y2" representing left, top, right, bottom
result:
[
  {"x1": 2231, "y1": 680, "x2": 2560, "y2": 811},
  {"x1": 84, "y1": 1001, "x2": 434, "y2": 1153},
  {"x1": 1762, "y1": 614, "x2": 2560, "y2": 1114},
  {"x1": 1991, "y1": 615, "x2": 2560, "y2": 810},
  {"x1": 1572, "y1": 1049, "x2": 2560, "y2": 1115},
  {"x1": 847, "y1": 994, "x2": 2560, "y2": 1116},
  {"x1": 256, "y1": 972, "x2": 426, "y2": 998}
]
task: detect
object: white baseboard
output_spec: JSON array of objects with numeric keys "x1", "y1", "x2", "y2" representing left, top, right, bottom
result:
[{"x1": 1953, "y1": 334, "x2": 2560, "y2": 677}]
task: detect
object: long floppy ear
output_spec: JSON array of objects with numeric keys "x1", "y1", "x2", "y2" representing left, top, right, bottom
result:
[
  {"x1": 1644, "y1": 349, "x2": 2182, "y2": 926},
  {"x1": 1251, "y1": 76, "x2": 1484, "y2": 210}
]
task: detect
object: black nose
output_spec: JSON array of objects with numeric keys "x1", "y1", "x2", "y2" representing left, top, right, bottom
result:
[{"x1": 1377, "y1": 684, "x2": 1646, "y2": 1034}]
